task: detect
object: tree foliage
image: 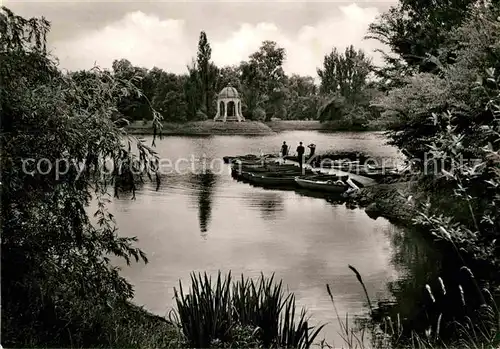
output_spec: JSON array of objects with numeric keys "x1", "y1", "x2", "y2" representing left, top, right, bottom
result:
[
  {"x1": 240, "y1": 40, "x2": 287, "y2": 121},
  {"x1": 365, "y1": 4, "x2": 500, "y2": 345},
  {"x1": 317, "y1": 45, "x2": 378, "y2": 128},
  {"x1": 372, "y1": 2, "x2": 500, "y2": 279},
  {"x1": 317, "y1": 45, "x2": 372, "y2": 100},
  {"x1": 0, "y1": 7, "x2": 163, "y2": 346},
  {"x1": 196, "y1": 31, "x2": 218, "y2": 116},
  {"x1": 83, "y1": 34, "x2": 383, "y2": 126},
  {"x1": 367, "y1": 0, "x2": 487, "y2": 72},
  {"x1": 98, "y1": 37, "x2": 327, "y2": 123}
]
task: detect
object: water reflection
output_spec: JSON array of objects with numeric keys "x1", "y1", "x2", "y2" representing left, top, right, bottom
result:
[
  {"x1": 371, "y1": 226, "x2": 442, "y2": 333},
  {"x1": 242, "y1": 191, "x2": 285, "y2": 221},
  {"x1": 371, "y1": 225, "x2": 495, "y2": 343},
  {"x1": 190, "y1": 171, "x2": 217, "y2": 236},
  {"x1": 294, "y1": 189, "x2": 347, "y2": 206}
]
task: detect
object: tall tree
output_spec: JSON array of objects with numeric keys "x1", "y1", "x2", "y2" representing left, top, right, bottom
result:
[
  {"x1": 185, "y1": 59, "x2": 203, "y2": 121},
  {"x1": 316, "y1": 46, "x2": 374, "y2": 128},
  {"x1": 317, "y1": 45, "x2": 372, "y2": 103},
  {"x1": 196, "y1": 31, "x2": 216, "y2": 116},
  {"x1": 241, "y1": 40, "x2": 287, "y2": 121}
]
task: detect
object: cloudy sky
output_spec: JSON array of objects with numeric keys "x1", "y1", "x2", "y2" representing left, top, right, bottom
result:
[{"x1": 5, "y1": 0, "x2": 397, "y2": 77}]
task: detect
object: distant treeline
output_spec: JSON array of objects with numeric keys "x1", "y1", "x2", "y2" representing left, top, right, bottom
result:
[{"x1": 87, "y1": 32, "x2": 384, "y2": 130}]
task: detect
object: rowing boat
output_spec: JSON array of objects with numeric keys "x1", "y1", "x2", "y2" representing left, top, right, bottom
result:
[
  {"x1": 301, "y1": 174, "x2": 349, "y2": 182},
  {"x1": 224, "y1": 154, "x2": 278, "y2": 164},
  {"x1": 236, "y1": 167, "x2": 315, "y2": 180},
  {"x1": 234, "y1": 164, "x2": 299, "y2": 172},
  {"x1": 248, "y1": 172, "x2": 298, "y2": 187},
  {"x1": 223, "y1": 154, "x2": 260, "y2": 164},
  {"x1": 294, "y1": 176, "x2": 349, "y2": 193},
  {"x1": 230, "y1": 165, "x2": 309, "y2": 179}
]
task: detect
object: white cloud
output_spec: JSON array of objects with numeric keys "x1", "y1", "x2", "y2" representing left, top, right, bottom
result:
[
  {"x1": 52, "y1": 3, "x2": 384, "y2": 77},
  {"x1": 53, "y1": 12, "x2": 191, "y2": 74}
]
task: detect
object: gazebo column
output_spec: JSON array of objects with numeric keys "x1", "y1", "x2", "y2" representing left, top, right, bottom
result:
[
  {"x1": 223, "y1": 101, "x2": 227, "y2": 122},
  {"x1": 216, "y1": 101, "x2": 220, "y2": 119}
]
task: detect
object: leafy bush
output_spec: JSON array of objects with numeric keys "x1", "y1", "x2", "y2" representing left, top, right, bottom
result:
[
  {"x1": 252, "y1": 107, "x2": 267, "y2": 121},
  {"x1": 0, "y1": 7, "x2": 165, "y2": 347}
]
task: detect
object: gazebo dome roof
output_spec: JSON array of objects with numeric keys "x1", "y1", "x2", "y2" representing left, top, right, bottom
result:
[{"x1": 218, "y1": 85, "x2": 239, "y2": 99}]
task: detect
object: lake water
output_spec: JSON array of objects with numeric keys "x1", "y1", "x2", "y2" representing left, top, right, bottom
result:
[{"x1": 108, "y1": 131, "x2": 434, "y2": 346}]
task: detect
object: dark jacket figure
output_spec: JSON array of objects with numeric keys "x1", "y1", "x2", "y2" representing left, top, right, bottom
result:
[
  {"x1": 281, "y1": 142, "x2": 288, "y2": 157},
  {"x1": 308, "y1": 143, "x2": 316, "y2": 158},
  {"x1": 296, "y1": 142, "x2": 305, "y2": 169}
]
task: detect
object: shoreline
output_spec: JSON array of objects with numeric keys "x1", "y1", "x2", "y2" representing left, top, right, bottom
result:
[
  {"x1": 125, "y1": 120, "x2": 385, "y2": 136},
  {"x1": 350, "y1": 181, "x2": 416, "y2": 225}
]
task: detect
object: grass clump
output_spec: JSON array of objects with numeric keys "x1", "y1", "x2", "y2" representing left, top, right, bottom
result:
[{"x1": 170, "y1": 271, "x2": 325, "y2": 348}]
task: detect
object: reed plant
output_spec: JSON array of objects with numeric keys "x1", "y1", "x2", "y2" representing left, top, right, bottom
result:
[
  {"x1": 172, "y1": 271, "x2": 233, "y2": 348},
  {"x1": 171, "y1": 271, "x2": 325, "y2": 348},
  {"x1": 325, "y1": 265, "x2": 499, "y2": 349},
  {"x1": 232, "y1": 273, "x2": 285, "y2": 346}
]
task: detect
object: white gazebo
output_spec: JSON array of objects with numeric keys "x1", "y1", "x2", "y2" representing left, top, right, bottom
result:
[{"x1": 214, "y1": 85, "x2": 245, "y2": 122}]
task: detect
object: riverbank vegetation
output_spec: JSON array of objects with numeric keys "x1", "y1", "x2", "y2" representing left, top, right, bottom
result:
[
  {"x1": 369, "y1": 0, "x2": 500, "y2": 276},
  {"x1": 349, "y1": 0, "x2": 500, "y2": 347},
  {"x1": 0, "y1": 7, "x2": 167, "y2": 347},
  {"x1": 2, "y1": 0, "x2": 500, "y2": 346}
]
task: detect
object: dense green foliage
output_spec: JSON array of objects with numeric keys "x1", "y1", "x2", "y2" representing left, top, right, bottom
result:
[
  {"x1": 0, "y1": 7, "x2": 168, "y2": 347},
  {"x1": 316, "y1": 46, "x2": 381, "y2": 130},
  {"x1": 365, "y1": 1, "x2": 500, "y2": 347},
  {"x1": 373, "y1": 4, "x2": 500, "y2": 265}
]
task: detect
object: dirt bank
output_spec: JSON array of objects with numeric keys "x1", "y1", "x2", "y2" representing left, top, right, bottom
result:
[{"x1": 349, "y1": 181, "x2": 418, "y2": 225}]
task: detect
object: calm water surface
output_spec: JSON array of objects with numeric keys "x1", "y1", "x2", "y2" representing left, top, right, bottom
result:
[{"x1": 108, "y1": 131, "x2": 430, "y2": 346}]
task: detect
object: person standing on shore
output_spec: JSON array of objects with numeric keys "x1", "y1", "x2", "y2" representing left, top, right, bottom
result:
[
  {"x1": 308, "y1": 143, "x2": 316, "y2": 158},
  {"x1": 281, "y1": 141, "x2": 288, "y2": 157},
  {"x1": 296, "y1": 142, "x2": 305, "y2": 171}
]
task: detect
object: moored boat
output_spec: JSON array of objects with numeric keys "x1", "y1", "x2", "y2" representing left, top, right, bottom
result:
[
  {"x1": 224, "y1": 154, "x2": 278, "y2": 164},
  {"x1": 223, "y1": 154, "x2": 259, "y2": 163},
  {"x1": 301, "y1": 173, "x2": 349, "y2": 182},
  {"x1": 234, "y1": 163, "x2": 299, "y2": 172},
  {"x1": 294, "y1": 176, "x2": 349, "y2": 193},
  {"x1": 248, "y1": 172, "x2": 298, "y2": 187},
  {"x1": 238, "y1": 167, "x2": 314, "y2": 179},
  {"x1": 316, "y1": 160, "x2": 360, "y2": 169}
]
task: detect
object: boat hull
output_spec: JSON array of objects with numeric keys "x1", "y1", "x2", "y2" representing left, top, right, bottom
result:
[
  {"x1": 233, "y1": 164, "x2": 299, "y2": 173},
  {"x1": 249, "y1": 173, "x2": 298, "y2": 187},
  {"x1": 294, "y1": 177, "x2": 349, "y2": 193}
]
